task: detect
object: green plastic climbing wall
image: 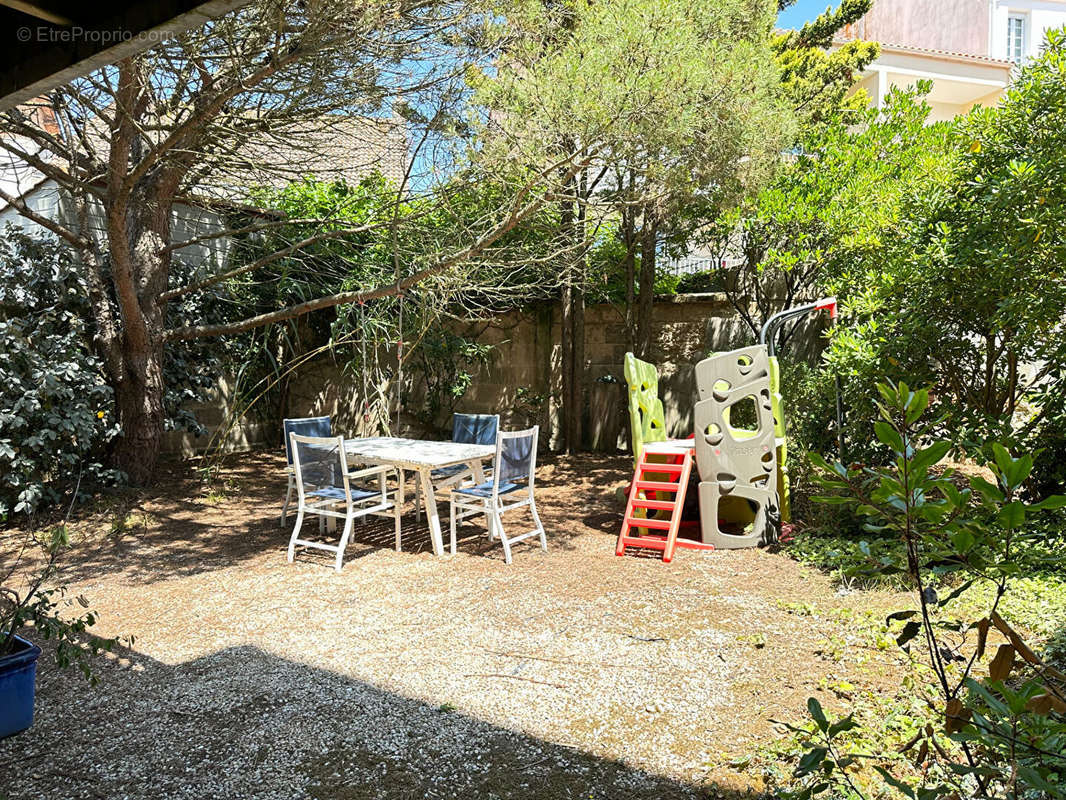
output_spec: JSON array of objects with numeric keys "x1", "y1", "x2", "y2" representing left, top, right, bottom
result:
[{"x1": 624, "y1": 352, "x2": 667, "y2": 465}]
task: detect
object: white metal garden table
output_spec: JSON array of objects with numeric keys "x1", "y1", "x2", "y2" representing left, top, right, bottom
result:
[{"x1": 343, "y1": 437, "x2": 495, "y2": 556}]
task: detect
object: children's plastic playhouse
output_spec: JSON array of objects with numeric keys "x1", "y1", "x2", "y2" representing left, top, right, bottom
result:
[{"x1": 617, "y1": 297, "x2": 838, "y2": 561}]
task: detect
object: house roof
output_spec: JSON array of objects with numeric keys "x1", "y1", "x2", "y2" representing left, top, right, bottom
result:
[
  {"x1": 0, "y1": 112, "x2": 408, "y2": 216},
  {"x1": 873, "y1": 42, "x2": 1014, "y2": 68}
]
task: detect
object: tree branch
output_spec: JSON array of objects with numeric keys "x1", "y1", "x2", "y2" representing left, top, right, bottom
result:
[
  {"x1": 0, "y1": 187, "x2": 89, "y2": 249},
  {"x1": 158, "y1": 220, "x2": 407, "y2": 303},
  {"x1": 0, "y1": 137, "x2": 102, "y2": 196},
  {"x1": 0, "y1": 105, "x2": 103, "y2": 181},
  {"x1": 123, "y1": 43, "x2": 312, "y2": 194},
  {"x1": 164, "y1": 154, "x2": 593, "y2": 341}
]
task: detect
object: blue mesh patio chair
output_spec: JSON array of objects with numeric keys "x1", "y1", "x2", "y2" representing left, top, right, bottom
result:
[
  {"x1": 428, "y1": 413, "x2": 500, "y2": 492},
  {"x1": 288, "y1": 433, "x2": 400, "y2": 571},
  {"x1": 280, "y1": 416, "x2": 332, "y2": 527},
  {"x1": 449, "y1": 426, "x2": 545, "y2": 564}
]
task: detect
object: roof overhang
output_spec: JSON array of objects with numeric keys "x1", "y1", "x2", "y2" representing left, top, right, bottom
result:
[
  {"x1": 0, "y1": 0, "x2": 254, "y2": 112},
  {"x1": 850, "y1": 43, "x2": 1014, "y2": 108}
]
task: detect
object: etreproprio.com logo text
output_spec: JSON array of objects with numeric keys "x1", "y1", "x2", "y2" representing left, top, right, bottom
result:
[{"x1": 16, "y1": 27, "x2": 174, "y2": 44}]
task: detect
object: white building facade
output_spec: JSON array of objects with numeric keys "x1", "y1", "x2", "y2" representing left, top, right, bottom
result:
[
  {"x1": 838, "y1": 0, "x2": 1066, "y2": 119},
  {"x1": 990, "y1": 0, "x2": 1066, "y2": 63}
]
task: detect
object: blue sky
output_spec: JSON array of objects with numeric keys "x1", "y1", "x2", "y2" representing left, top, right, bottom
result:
[{"x1": 777, "y1": 0, "x2": 831, "y2": 30}]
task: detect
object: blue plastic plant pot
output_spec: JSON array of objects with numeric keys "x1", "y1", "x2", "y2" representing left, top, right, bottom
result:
[{"x1": 0, "y1": 634, "x2": 42, "y2": 738}]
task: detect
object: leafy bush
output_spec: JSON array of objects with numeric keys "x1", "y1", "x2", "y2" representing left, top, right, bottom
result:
[
  {"x1": 1016, "y1": 367, "x2": 1066, "y2": 500},
  {"x1": 407, "y1": 330, "x2": 494, "y2": 431},
  {"x1": 229, "y1": 174, "x2": 558, "y2": 435},
  {"x1": 675, "y1": 269, "x2": 726, "y2": 294},
  {"x1": 786, "y1": 381, "x2": 1066, "y2": 799},
  {"x1": 812, "y1": 35, "x2": 1066, "y2": 487},
  {"x1": 0, "y1": 224, "x2": 244, "y2": 515},
  {"x1": 701, "y1": 85, "x2": 954, "y2": 347},
  {"x1": 1047, "y1": 627, "x2": 1066, "y2": 673},
  {"x1": 0, "y1": 228, "x2": 119, "y2": 519}
]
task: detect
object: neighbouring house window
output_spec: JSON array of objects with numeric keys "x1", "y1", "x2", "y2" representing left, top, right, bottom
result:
[{"x1": 1007, "y1": 15, "x2": 1027, "y2": 62}]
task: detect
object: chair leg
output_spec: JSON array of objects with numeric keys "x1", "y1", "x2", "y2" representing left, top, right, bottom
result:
[
  {"x1": 449, "y1": 497, "x2": 457, "y2": 555},
  {"x1": 335, "y1": 514, "x2": 354, "y2": 572},
  {"x1": 287, "y1": 511, "x2": 304, "y2": 563},
  {"x1": 493, "y1": 508, "x2": 512, "y2": 565},
  {"x1": 280, "y1": 475, "x2": 294, "y2": 528},
  {"x1": 530, "y1": 494, "x2": 547, "y2": 552}
]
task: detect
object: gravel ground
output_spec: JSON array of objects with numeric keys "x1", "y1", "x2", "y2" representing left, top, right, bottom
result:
[{"x1": 0, "y1": 452, "x2": 905, "y2": 799}]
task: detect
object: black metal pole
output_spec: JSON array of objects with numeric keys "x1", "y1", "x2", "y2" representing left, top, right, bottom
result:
[
  {"x1": 832, "y1": 315, "x2": 846, "y2": 463},
  {"x1": 758, "y1": 297, "x2": 843, "y2": 461}
]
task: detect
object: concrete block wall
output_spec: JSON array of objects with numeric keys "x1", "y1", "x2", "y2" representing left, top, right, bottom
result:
[
  {"x1": 441, "y1": 294, "x2": 752, "y2": 452},
  {"x1": 161, "y1": 294, "x2": 783, "y2": 456},
  {"x1": 160, "y1": 376, "x2": 272, "y2": 456}
]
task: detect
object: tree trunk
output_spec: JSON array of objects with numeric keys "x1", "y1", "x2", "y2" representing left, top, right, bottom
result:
[
  {"x1": 112, "y1": 343, "x2": 167, "y2": 485},
  {"x1": 102, "y1": 157, "x2": 174, "y2": 484},
  {"x1": 636, "y1": 208, "x2": 658, "y2": 359},
  {"x1": 558, "y1": 177, "x2": 575, "y2": 453},
  {"x1": 567, "y1": 169, "x2": 587, "y2": 452},
  {"x1": 559, "y1": 287, "x2": 574, "y2": 452},
  {"x1": 569, "y1": 284, "x2": 585, "y2": 452},
  {"x1": 622, "y1": 203, "x2": 636, "y2": 354}
]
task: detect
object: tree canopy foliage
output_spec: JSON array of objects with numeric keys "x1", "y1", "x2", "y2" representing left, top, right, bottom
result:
[
  {"x1": 774, "y1": 0, "x2": 879, "y2": 132},
  {"x1": 0, "y1": 0, "x2": 798, "y2": 479},
  {"x1": 816, "y1": 35, "x2": 1066, "y2": 478}
]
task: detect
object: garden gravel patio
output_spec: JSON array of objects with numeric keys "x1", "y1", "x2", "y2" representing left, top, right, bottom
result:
[{"x1": 0, "y1": 453, "x2": 907, "y2": 799}]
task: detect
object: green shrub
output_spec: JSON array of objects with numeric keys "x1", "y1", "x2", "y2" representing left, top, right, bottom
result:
[
  {"x1": 787, "y1": 380, "x2": 1066, "y2": 799},
  {"x1": 813, "y1": 35, "x2": 1066, "y2": 490},
  {"x1": 676, "y1": 269, "x2": 725, "y2": 294},
  {"x1": 0, "y1": 228, "x2": 120, "y2": 519}
]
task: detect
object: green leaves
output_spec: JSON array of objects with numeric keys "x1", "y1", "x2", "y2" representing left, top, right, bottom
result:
[
  {"x1": 808, "y1": 696, "x2": 828, "y2": 731},
  {"x1": 948, "y1": 529, "x2": 975, "y2": 554},
  {"x1": 969, "y1": 475, "x2": 1003, "y2": 503},
  {"x1": 895, "y1": 620, "x2": 922, "y2": 650},
  {"x1": 997, "y1": 501, "x2": 1025, "y2": 530},
  {"x1": 479, "y1": 0, "x2": 789, "y2": 210},
  {"x1": 904, "y1": 387, "x2": 930, "y2": 425},
  {"x1": 809, "y1": 376, "x2": 1066, "y2": 799},
  {"x1": 1032, "y1": 494, "x2": 1066, "y2": 511},
  {"x1": 874, "y1": 420, "x2": 904, "y2": 453},
  {"x1": 795, "y1": 746, "x2": 828, "y2": 778},
  {"x1": 990, "y1": 442, "x2": 1033, "y2": 492},
  {"x1": 873, "y1": 766, "x2": 917, "y2": 799},
  {"x1": 786, "y1": 697, "x2": 865, "y2": 797},
  {"x1": 910, "y1": 441, "x2": 950, "y2": 474},
  {"x1": 46, "y1": 524, "x2": 70, "y2": 555},
  {"x1": 0, "y1": 228, "x2": 121, "y2": 521}
]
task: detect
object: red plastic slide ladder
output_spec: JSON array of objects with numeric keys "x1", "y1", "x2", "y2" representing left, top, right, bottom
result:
[{"x1": 616, "y1": 443, "x2": 712, "y2": 562}]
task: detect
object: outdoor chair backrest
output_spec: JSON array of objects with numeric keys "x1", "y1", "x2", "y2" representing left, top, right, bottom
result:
[
  {"x1": 290, "y1": 433, "x2": 348, "y2": 500},
  {"x1": 452, "y1": 413, "x2": 499, "y2": 445},
  {"x1": 283, "y1": 416, "x2": 332, "y2": 465},
  {"x1": 494, "y1": 426, "x2": 539, "y2": 491}
]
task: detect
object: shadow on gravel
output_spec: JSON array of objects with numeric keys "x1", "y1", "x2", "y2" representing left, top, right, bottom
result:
[{"x1": 1, "y1": 640, "x2": 761, "y2": 800}]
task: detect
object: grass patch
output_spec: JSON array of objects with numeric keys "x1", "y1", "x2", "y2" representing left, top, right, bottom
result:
[
  {"x1": 752, "y1": 600, "x2": 929, "y2": 796},
  {"x1": 784, "y1": 529, "x2": 909, "y2": 590},
  {"x1": 775, "y1": 525, "x2": 1066, "y2": 795},
  {"x1": 786, "y1": 529, "x2": 1065, "y2": 646}
]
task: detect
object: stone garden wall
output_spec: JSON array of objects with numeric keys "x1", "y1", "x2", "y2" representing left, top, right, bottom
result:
[{"x1": 163, "y1": 294, "x2": 821, "y2": 456}]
